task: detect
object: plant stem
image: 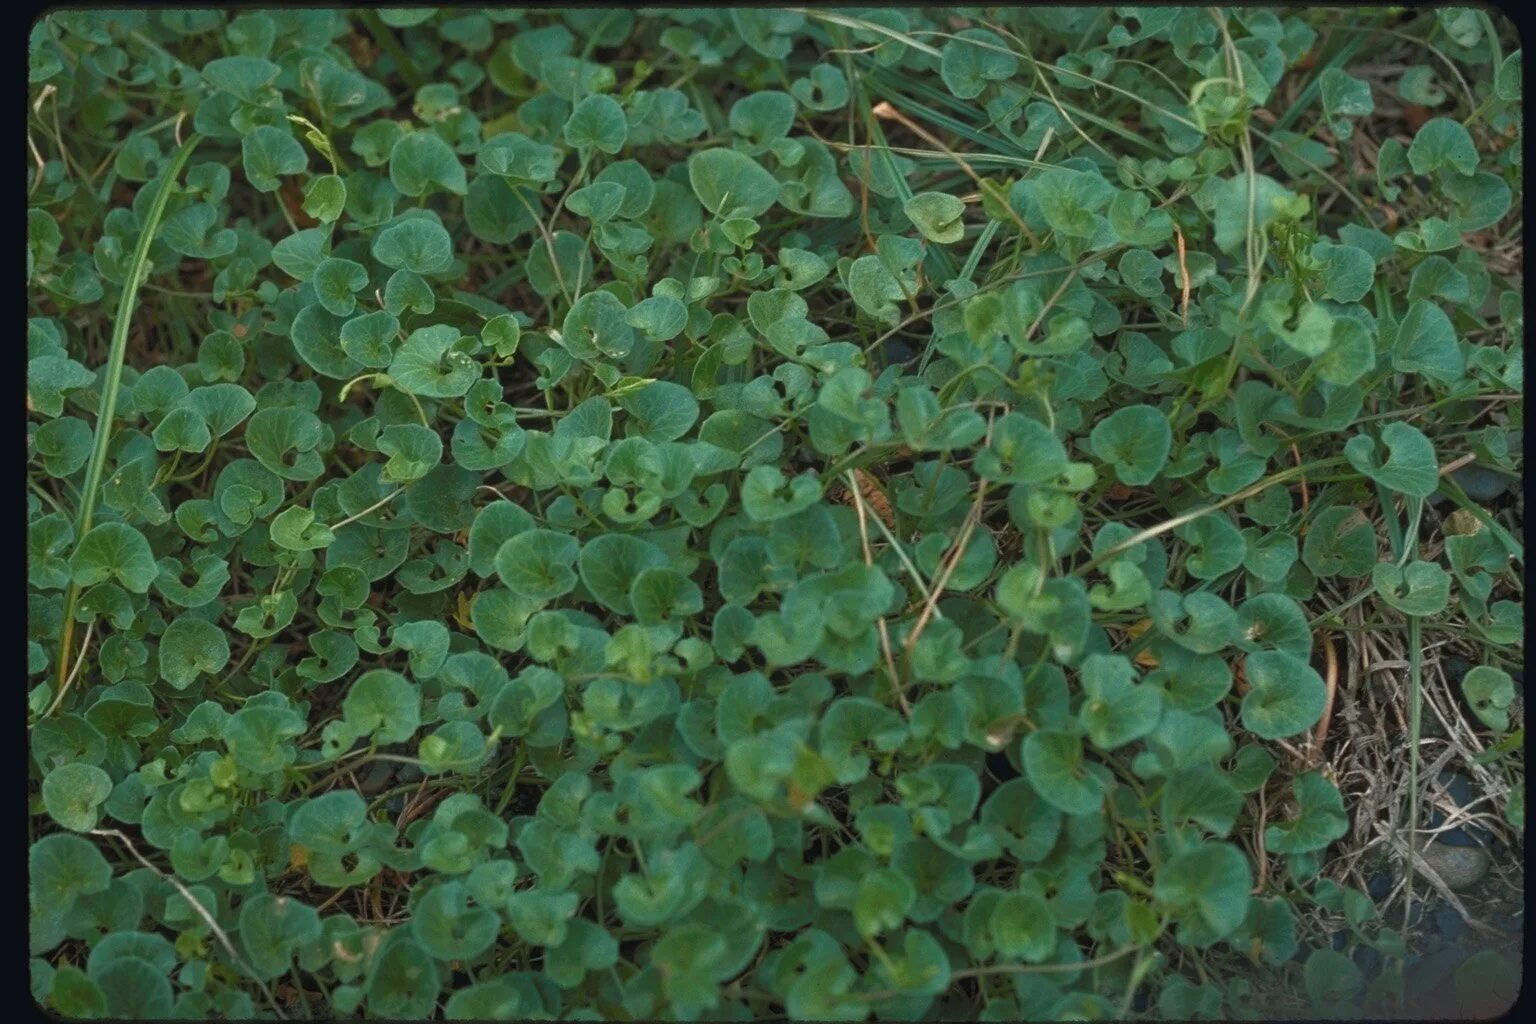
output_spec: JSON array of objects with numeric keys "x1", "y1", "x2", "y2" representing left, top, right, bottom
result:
[{"x1": 52, "y1": 134, "x2": 201, "y2": 702}]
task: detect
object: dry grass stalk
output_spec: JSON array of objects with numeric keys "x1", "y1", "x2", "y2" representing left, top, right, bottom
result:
[{"x1": 845, "y1": 470, "x2": 909, "y2": 717}]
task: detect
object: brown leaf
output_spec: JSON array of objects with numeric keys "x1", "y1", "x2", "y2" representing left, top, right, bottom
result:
[
  {"x1": 1124, "y1": 618, "x2": 1159, "y2": 668},
  {"x1": 838, "y1": 469, "x2": 895, "y2": 530}
]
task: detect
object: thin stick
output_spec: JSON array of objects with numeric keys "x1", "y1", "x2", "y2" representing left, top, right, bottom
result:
[
  {"x1": 1437, "y1": 451, "x2": 1477, "y2": 477},
  {"x1": 92, "y1": 828, "x2": 288, "y2": 1019},
  {"x1": 328, "y1": 488, "x2": 403, "y2": 532},
  {"x1": 868, "y1": 100, "x2": 1039, "y2": 246},
  {"x1": 38, "y1": 620, "x2": 95, "y2": 722},
  {"x1": 862, "y1": 499, "x2": 941, "y2": 611},
  {"x1": 904, "y1": 484, "x2": 988, "y2": 655},
  {"x1": 1291, "y1": 443, "x2": 1310, "y2": 513},
  {"x1": 1075, "y1": 462, "x2": 1336, "y2": 577},
  {"x1": 1251, "y1": 784, "x2": 1270, "y2": 893},
  {"x1": 1174, "y1": 225, "x2": 1191, "y2": 326},
  {"x1": 847, "y1": 471, "x2": 910, "y2": 717},
  {"x1": 1310, "y1": 631, "x2": 1338, "y2": 766}
]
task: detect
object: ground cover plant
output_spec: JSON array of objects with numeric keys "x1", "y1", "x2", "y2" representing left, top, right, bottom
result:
[{"x1": 26, "y1": 6, "x2": 1524, "y2": 1020}]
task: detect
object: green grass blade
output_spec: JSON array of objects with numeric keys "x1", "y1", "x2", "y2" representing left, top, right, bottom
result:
[{"x1": 51, "y1": 133, "x2": 201, "y2": 699}]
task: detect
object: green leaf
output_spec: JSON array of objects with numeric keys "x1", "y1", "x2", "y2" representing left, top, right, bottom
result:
[
  {"x1": 1149, "y1": 590, "x2": 1237, "y2": 654},
  {"x1": 1407, "y1": 117, "x2": 1478, "y2": 177},
  {"x1": 378, "y1": 423, "x2": 444, "y2": 484},
  {"x1": 373, "y1": 218, "x2": 455, "y2": 275},
  {"x1": 1319, "y1": 68, "x2": 1373, "y2": 140},
  {"x1": 1445, "y1": 171, "x2": 1512, "y2": 232},
  {"x1": 390, "y1": 131, "x2": 468, "y2": 196},
  {"x1": 480, "y1": 132, "x2": 561, "y2": 182},
  {"x1": 343, "y1": 669, "x2": 421, "y2": 744},
  {"x1": 1033, "y1": 167, "x2": 1117, "y2": 240},
  {"x1": 303, "y1": 173, "x2": 347, "y2": 222},
  {"x1": 1391, "y1": 299, "x2": 1465, "y2": 384},
  {"x1": 94, "y1": 957, "x2": 173, "y2": 1019},
  {"x1": 990, "y1": 890, "x2": 1057, "y2": 962},
  {"x1": 70, "y1": 522, "x2": 158, "y2": 594},
  {"x1": 1177, "y1": 514, "x2": 1247, "y2": 580},
  {"x1": 312, "y1": 258, "x2": 369, "y2": 317},
  {"x1": 563, "y1": 94, "x2": 627, "y2": 154},
  {"x1": 48, "y1": 965, "x2": 106, "y2": 1018},
  {"x1": 1090, "y1": 405, "x2": 1171, "y2": 485},
  {"x1": 617, "y1": 381, "x2": 699, "y2": 441},
  {"x1": 1022, "y1": 730, "x2": 1109, "y2": 815},
  {"x1": 740, "y1": 466, "x2": 822, "y2": 522},
  {"x1": 1264, "y1": 772, "x2": 1348, "y2": 854},
  {"x1": 1371, "y1": 559, "x2": 1451, "y2": 615},
  {"x1": 30, "y1": 833, "x2": 112, "y2": 912},
  {"x1": 239, "y1": 893, "x2": 321, "y2": 980},
  {"x1": 42, "y1": 762, "x2": 112, "y2": 831},
  {"x1": 1312, "y1": 242, "x2": 1376, "y2": 304},
  {"x1": 341, "y1": 311, "x2": 401, "y2": 368},
  {"x1": 1155, "y1": 842, "x2": 1251, "y2": 942},
  {"x1": 561, "y1": 290, "x2": 635, "y2": 361},
  {"x1": 904, "y1": 192, "x2": 967, "y2": 244},
  {"x1": 941, "y1": 28, "x2": 1018, "y2": 99},
  {"x1": 242, "y1": 125, "x2": 307, "y2": 192},
  {"x1": 365, "y1": 937, "x2": 441, "y2": 1018},
  {"x1": 1398, "y1": 66, "x2": 1446, "y2": 107},
  {"x1": 1303, "y1": 949, "x2": 1364, "y2": 1006},
  {"x1": 223, "y1": 700, "x2": 305, "y2": 773},
  {"x1": 1162, "y1": 764, "x2": 1243, "y2": 836},
  {"x1": 853, "y1": 867, "x2": 915, "y2": 936},
  {"x1": 413, "y1": 881, "x2": 501, "y2": 960},
  {"x1": 1240, "y1": 651, "x2": 1327, "y2": 740},
  {"x1": 1302, "y1": 506, "x2": 1378, "y2": 578},
  {"x1": 976, "y1": 413, "x2": 1067, "y2": 483},
  {"x1": 1461, "y1": 666, "x2": 1515, "y2": 731},
  {"x1": 36, "y1": 417, "x2": 94, "y2": 476},
  {"x1": 1344, "y1": 422, "x2": 1439, "y2": 498},
  {"x1": 201, "y1": 55, "x2": 280, "y2": 102},
  {"x1": 496, "y1": 529, "x2": 580, "y2": 601},
  {"x1": 688, "y1": 149, "x2": 779, "y2": 219},
  {"x1": 1078, "y1": 654, "x2": 1163, "y2": 750},
  {"x1": 578, "y1": 533, "x2": 667, "y2": 615},
  {"x1": 158, "y1": 616, "x2": 231, "y2": 689},
  {"x1": 389, "y1": 325, "x2": 479, "y2": 397}
]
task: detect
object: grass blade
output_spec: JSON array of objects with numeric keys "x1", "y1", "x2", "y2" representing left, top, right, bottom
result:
[{"x1": 49, "y1": 133, "x2": 202, "y2": 706}]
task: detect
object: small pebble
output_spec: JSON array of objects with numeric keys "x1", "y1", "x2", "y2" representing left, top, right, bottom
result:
[
  {"x1": 1417, "y1": 841, "x2": 1491, "y2": 891},
  {"x1": 1434, "y1": 905, "x2": 1466, "y2": 942},
  {"x1": 1450, "y1": 465, "x2": 1514, "y2": 502}
]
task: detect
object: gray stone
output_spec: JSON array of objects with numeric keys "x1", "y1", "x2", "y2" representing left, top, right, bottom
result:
[{"x1": 1416, "y1": 841, "x2": 1492, "y2": 891}]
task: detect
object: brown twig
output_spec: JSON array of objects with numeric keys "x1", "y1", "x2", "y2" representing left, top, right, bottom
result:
[
  {"x1": 1174, "y1": 224, "x2": 1191, "y2": 326},
  {"x1": 39, "y1": 619, "x2": 95, "y2": 722},
  {"x1": 1310, "y1": 631, "x2": 1338, "y2": 767},
  {"x1": 846, "y1": 470, "x2": 910, "y2": 717},
  {"x1": 1252, "y1": 784, "x2": 1269, "y2": 893},
  {"x1": 870, "y1": 99, "x2": 1040, "y2": 247},
  {"x1": 1437, "y1": 451, "x2": 1478, "y2": 477},
  {"x1": 904, "y1": 413, "x2": 998, "y2": 655},
  {"x1": 1291, "y1": 442, "x2": 1310, "y2": 514},
  {"x1": 903, "y1": 488, "x2": 987, "y2": 656}
]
